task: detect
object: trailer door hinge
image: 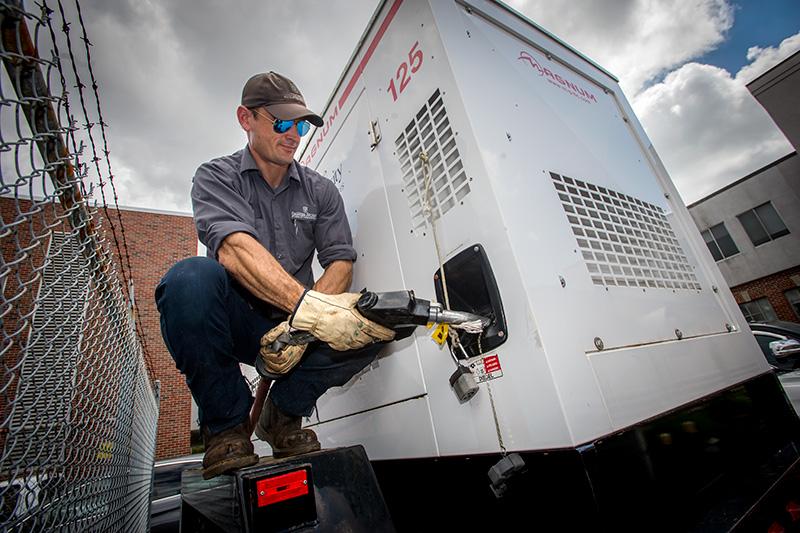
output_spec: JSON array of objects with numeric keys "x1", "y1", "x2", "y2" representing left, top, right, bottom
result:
[{"x1": 369, "y1": 119, "x2": 382, "y2": 150}]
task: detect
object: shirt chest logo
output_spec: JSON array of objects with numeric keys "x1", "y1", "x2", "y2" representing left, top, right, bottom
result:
[{"x1": 290, "y1": 205, "x2": 317, "y2": 222}]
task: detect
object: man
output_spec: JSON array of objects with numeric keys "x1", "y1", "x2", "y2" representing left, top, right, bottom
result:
[{"x1": 155, "y1": 71, "x2": 394, "y2": 480}]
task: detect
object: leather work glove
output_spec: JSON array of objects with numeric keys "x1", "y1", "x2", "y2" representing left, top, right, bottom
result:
[
  {"x1": 260, "y1": 322, "x2": 307, "y2": 376},
  {"x1": 290, "y1": 290, "x2": 395, "y2": 351}
]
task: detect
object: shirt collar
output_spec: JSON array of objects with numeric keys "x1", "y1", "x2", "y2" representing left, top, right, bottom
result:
[{"x1": 239, "y1": 146, "x2": 301, "y2": 182}]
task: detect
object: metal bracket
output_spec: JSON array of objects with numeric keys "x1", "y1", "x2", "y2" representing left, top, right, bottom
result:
[{"x1": 369, "y1": 119, "x2": 381, "y2": 150}]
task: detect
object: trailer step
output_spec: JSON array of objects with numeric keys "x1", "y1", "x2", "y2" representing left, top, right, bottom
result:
[{"x1": 180, "y1": 445, "x2": 394, "y2": 532}]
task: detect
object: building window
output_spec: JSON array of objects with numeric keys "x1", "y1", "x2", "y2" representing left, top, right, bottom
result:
[
  {"x1": 739, "y1": 298, "x2": 777, "y2": 323},
  {"x1": 787, "y1": 288, "x2": 800, "y2": 320},
  {"x1": 737, "y1": 202, "x2": 789, "y2": 246},
  {"x1": 701, "y1": 222, "x2": 739, "y2": 261}
]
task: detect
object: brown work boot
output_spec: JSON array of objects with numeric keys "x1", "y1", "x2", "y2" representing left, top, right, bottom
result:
[
  {"x1": 254, "y1": 397, "x2": 321, "y2": 458},
  {"x1": 201, "y1": 420, "x2": 259, "y2": 480}
]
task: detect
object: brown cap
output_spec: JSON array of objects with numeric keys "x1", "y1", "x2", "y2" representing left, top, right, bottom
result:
[{"x1": 241, "y1": 72, "x2": 323, "y2": 127}]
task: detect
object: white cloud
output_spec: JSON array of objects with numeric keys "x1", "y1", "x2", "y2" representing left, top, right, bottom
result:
[
  {"x1": 634, "y1": 50, "x2": 797, "y2": 204},
  {"x1": 736, "y1": 31, "x2": 800, "y2": 84},
  {"x1": 507, "y1": 0, "x2": 734, "y2": 95},
  {"x1": 70, "y1": 0, "x2": 379, "y2": 212},
  {"x1": 508, "y1": 0, "x2": 797, "y2": 204}
]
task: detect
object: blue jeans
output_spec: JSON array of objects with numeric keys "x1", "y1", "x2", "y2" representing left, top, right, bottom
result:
[{"x1": 155, "y1": 257, "x2": 383, "y2": 434}]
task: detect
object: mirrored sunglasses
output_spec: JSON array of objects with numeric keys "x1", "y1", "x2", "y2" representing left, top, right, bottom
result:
[{"x1": 272, "y1": 118, "x2": 310, "y2": 137}]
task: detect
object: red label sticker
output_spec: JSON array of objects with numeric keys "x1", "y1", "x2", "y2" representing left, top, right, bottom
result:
[{"x1": 483, "y1": 355, "x2": 501, "y2": 373}]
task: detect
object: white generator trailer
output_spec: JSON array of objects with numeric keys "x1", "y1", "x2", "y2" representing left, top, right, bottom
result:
[{"x1": 278, "y1": 0, "x2": 800, "y2": 529}]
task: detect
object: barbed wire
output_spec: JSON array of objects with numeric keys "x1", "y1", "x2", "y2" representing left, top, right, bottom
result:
[
  {"x1": 39, "y1": 0, "x2": 156, "y2": 379},
  {"x1": 0, "y1": 0, "x2": 159, "y2": 529}
]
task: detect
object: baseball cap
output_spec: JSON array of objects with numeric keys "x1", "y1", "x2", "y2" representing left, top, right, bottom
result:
[{"x1": 241, "y1": 72, "x2": 323, "y2": 127}]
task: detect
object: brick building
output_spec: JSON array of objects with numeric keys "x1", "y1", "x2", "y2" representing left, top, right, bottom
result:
[
  {"x1": 688, "y1": 154, "x2": 800, "y2": 322},
  {"x1": 0, "y1": 197, "x2": 196, "y2": 460},
  {"x1": 111, "y1": 205, "x2": 197, "y2": 459}
]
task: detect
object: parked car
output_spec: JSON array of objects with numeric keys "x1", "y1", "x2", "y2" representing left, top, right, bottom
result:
[
  {"x1": 150, "y1": 454, "x2": 203, "y2": 533},
  {"x1": 750, "y1": 321, "x2": 800, "y2": 416},
  {"x1": 751, "y1": 321, "x2": 800, "y2": 370}
]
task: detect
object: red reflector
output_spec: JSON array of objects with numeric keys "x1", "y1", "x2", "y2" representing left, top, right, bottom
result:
[
  {"x1": 768, "y1": 521, "x2": 785, "y2": 533},
  {"x1": 256, "y1": 470, "x2": 309, "y2": 507},
  {"x1": 787, "y1": 500, "x2": 800, "y2": 522}
]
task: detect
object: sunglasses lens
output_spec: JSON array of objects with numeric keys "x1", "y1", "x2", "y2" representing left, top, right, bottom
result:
[
  {"x1": 296, "y1": 121, "x2": 310, "y2": 137},
  {"x1": 273, "y1": 119, "x2": 293, "y2": 134},
  {"x1": 272, "y1": 119, "x2": 310, "y2": 136}
]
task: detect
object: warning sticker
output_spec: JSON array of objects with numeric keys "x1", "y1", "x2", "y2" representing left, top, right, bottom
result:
[
  {"x1": 466, "y1": 354, "x2": 503, "y2": 383},
  {"x1": 431, "y1": 323, "x2": 449, "y2": 345}
]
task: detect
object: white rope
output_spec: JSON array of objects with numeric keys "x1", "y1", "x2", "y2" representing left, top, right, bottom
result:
[
  {"x1": 451, "y1": 319, "x2": 485, "y2": 334},
  {"x1": 419, "y1": 151, "x2": 486, "y2": 339},
  {"x1": 419, "y1": 151, "x2": 450, "y2": 311},
  {"x1": 420, "y1": 151, "x2": 505, "y2": 453},
  {"x1": 419, "y1": 150, "x2": 487, "y2": 373},
  {"x1": 420, "y1": 151, "x2": 461, "y2": 368}
]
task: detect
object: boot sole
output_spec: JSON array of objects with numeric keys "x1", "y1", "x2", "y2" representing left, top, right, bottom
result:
[
  {"x1": 272, "y1": 441, "x2": 321, "y2": 458},
  {"x1": 255, "y1": 423, "x2": 321, "y2": 458},
  {"x1": 202, "y1": 453, "x2": 259, "y2": 480}
]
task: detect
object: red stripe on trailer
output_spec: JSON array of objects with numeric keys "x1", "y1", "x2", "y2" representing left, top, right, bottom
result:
[{"x1": 337, "y1": 0, "x2": 404, "y2": 111}]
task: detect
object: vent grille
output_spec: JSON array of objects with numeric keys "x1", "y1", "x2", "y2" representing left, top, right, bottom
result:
[
  {"x1": 551, "y1": 172, "x2": 701, "y2": 290},
  {"x1": 395, "y1": 89, "x2": 470, "y2": 229}
]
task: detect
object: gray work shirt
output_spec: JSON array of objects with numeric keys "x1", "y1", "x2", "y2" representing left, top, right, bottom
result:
[{"x1": 191, "y1": 147, "x2": 357, "y2": 288}]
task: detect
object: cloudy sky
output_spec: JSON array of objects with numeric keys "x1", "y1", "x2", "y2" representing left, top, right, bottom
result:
[{"x1": 35, "y1": 0, "x2": 800, "y2": 211}]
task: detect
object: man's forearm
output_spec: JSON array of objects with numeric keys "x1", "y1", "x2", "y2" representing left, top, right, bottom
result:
[
  {"x1": 313, "y1": 260, "x2": 353, "y2": 295},
  {"x1": 217, "y1": 232, "x2": 305, "y2": 312}
]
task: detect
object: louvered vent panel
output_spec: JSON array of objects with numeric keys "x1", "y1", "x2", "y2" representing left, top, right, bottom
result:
[
  {"x1": 395, "y1": 89, "x2": 470, "y2": 230},
  {"x1": 551, "y1": 172, "x2": 701, "y2": 290}
]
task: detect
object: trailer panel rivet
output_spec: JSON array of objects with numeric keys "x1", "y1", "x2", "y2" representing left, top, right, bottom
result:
[
  {"x1": 712, "y1": 285, "x2": 718, "y2": 293},
  {"x1": 559, "y1": 276, "x2": 566, "y2": 288},
  {"x1": 474, "y1": 246, "x2": 480, "y2": 252},
  {"x1": 498, "y1": 330, "x2": 505, "y2": 337},
  {"x1": 726, "y1": 323, "x2": 733, "y2": 332},
  {"x1": 675, "y1": 329, "x2": 683, "y2": 340},
  {"x1": 594, "y1": 337, "x2": 604, "y2": 350}
]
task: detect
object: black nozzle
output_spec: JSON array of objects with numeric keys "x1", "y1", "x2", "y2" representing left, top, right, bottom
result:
[
  {"x1": 357, "y1": 291, "x2": 379, "y2": 312},
  {"x1": 355, "y1": 290, "x2": 431, "y2": 327}
]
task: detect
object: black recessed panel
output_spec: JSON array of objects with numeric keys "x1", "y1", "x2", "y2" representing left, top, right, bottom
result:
[{"x1": 434, "y1": 243, "x2": 507, "y2": 358}]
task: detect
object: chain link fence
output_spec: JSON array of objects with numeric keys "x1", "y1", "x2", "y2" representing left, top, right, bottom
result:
[{"x1": 0, "y1": 0, "x2": 158, "y2": 530}]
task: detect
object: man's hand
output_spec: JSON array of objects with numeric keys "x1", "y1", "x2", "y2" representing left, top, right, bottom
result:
[
  {"x1": 260, "y1": 322, "x2": 307, "y2": 376},
  {"x1": 290, "y1": 290, "x2": 395, "y2": 351}
]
